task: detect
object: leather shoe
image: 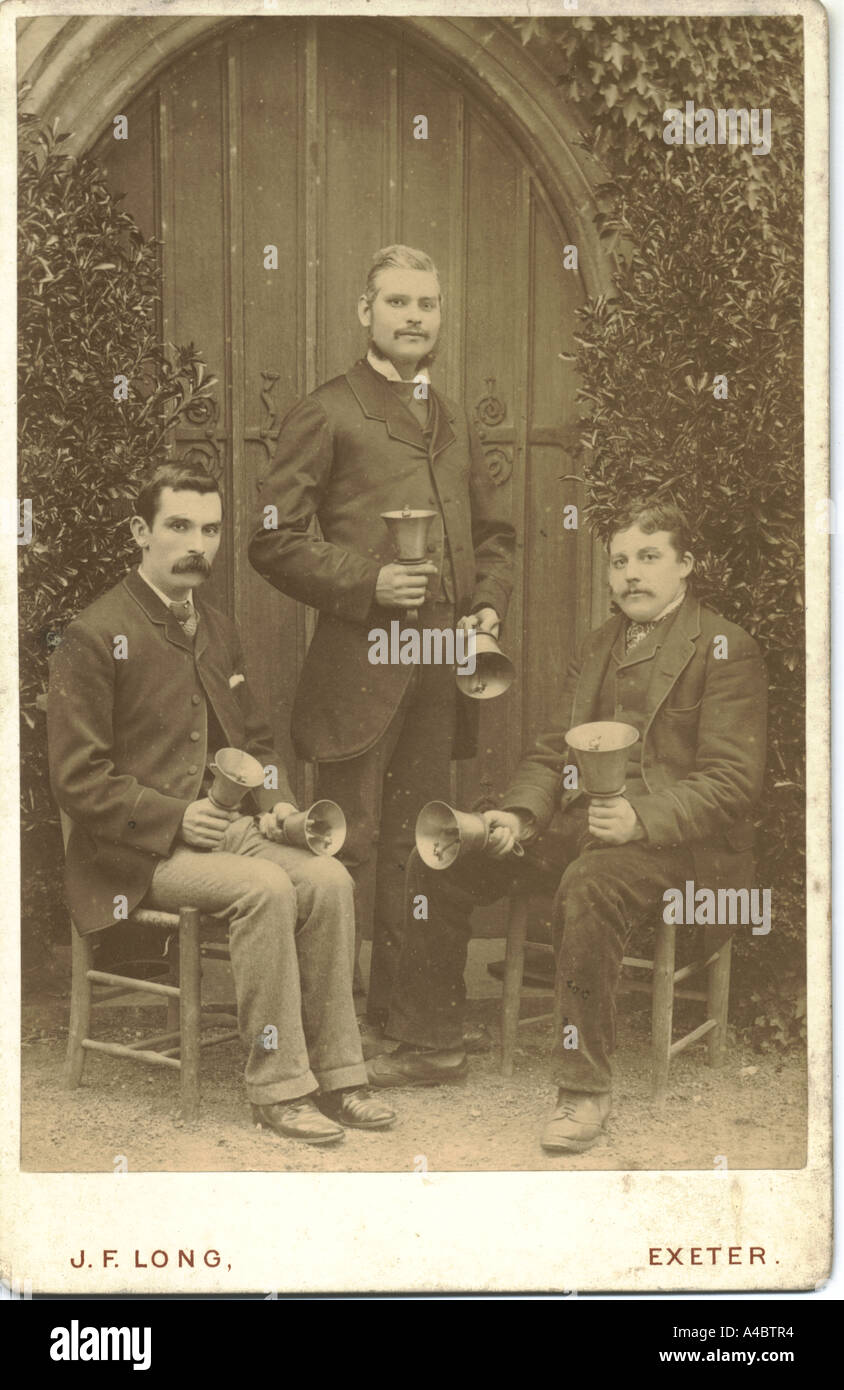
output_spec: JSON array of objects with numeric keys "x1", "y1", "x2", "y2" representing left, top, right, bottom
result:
[
  {"x1": 540, "y1": 1090, "x2": 612, "y2": 1153},
  {"x1": 251, "y1": 1097, "x2": 344, "y2": 1145},
  {"x1": 360, "y1": 1019, "x2": 487, "y2": 1059},
  {"x1": 462, "y1": 1022, "x2": 492, "y2": 1054},
  {"x1": 366, "y1": 1046, "x2": 468, "y2": 1087},
  {"x1": 318, "y1": 1087, "x2": 396, "y2": 1130},
  {"x1": 358, "y1": 1018, "x2": 394, "y2": 1061}
]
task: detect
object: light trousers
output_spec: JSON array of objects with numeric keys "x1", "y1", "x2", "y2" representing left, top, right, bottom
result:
[{"x1": 147, "y1": 815, "x2": 368, "y2": 1104}]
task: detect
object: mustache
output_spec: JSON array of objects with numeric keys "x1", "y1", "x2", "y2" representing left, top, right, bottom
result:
[{"x1": 173, "y1": 556, "x2": 211, "y2": 574}]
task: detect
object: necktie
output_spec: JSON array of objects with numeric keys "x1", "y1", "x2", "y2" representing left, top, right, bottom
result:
[
  {"x1": 169, "y1": 599, "x2": 198, "y2": 638},
  {"x1": 625, "y1": 620, "x2": 658, "y2": 654}
]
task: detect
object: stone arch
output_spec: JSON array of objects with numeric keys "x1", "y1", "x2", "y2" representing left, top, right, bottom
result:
[{"x1": 17, "y1": 13, "x2": 609, "y2": 297}]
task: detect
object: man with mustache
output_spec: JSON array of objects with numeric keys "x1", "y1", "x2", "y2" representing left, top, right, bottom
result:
[
  {"x1": 48, "y1": 462, "x2": 395, "y2": 1144},
  {"x1": 249, "y1": 245, "x2": 514, "y2": 1053},
  {"x1": 367, "y1": 500, "x2": 767, "y2": 1154}
]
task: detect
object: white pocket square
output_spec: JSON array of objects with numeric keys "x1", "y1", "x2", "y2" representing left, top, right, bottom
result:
[{"x1": 229, "y1": 673, "x2": 245, "y2": 689}]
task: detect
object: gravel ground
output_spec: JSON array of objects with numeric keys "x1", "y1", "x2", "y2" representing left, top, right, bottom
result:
[{"x1": 21, "y1": 941, "x2": 806, "y2": 1175}]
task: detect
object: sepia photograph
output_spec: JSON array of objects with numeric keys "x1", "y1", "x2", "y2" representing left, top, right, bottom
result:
[{"x1": 3, "y1": 0, "x2": 830, "y2": 1295}]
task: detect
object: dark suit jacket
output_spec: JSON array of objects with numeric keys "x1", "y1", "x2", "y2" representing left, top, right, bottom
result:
[
  {"x1": 248, "y1": 358, "x2": 515, "y2": 762},
  {"x1": 502, "y1": 594, "x2": 767, "y2": 892},
  {"x1": 47, "y1": 567, "x2": 295, "y2": 935}
]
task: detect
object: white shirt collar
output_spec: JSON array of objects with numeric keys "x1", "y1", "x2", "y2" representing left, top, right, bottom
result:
[
  {"x1": 638, "y1": 587, "x2": 687, "y2": 626},
  {"x1": 366, "y1": 348, "x2": 430, "y2": 385},
  {"x1": 138, "y1": 568, "x2": 193, "y2": 610}
]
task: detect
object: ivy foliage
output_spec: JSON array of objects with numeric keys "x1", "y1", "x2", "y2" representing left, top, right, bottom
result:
[
  {"x1": 507, "y1": 17, "x2": 806, "y2": 1039},
  {"x1": 18, "y1": 94, "x2": 216, "y2": 964}
]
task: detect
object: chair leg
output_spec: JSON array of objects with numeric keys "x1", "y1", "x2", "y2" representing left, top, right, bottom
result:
[
  {"x1": 65, "y1": 926, "x2": 94, "y2": 1088},
  {"x1": 651, "y1": 921, "x2": 676, "y2": 1104},
  {"x1": 500, "y1": 894, "x2": 529, "y2": 1078},
  {"x1": 166, "y1": 931, "x2": 180, "y2": 1036},
  {"x1": 706, "y1": 932, "x2": 732, "y2": 1068},
  {"x1": 179, "y1": 908, "x2": 202, "y2": 1120}
]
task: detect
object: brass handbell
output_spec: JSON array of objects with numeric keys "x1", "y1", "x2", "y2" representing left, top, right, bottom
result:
[
  {"x1": 281, "y1": 799, "x2": 347, "y2": 857},
  {"x1": 564, "y1": 721, "x2": 639, "y2": 799},
  {"x1": 208, "y1": 747, "x2": 266, "y2": 810},
  {"x1": 455, "y1": 630, "x2": 515, "y2": 700},
  {"x1": 381, "y1": 504, "x2": 438, "y2": 620},
  {"x1": 415, "y1": 800, "x2": 491, "y2": 870}
]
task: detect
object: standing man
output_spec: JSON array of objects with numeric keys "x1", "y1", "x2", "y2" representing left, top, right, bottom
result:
[
  {"x1": 249, "y1": 246, "x2": 515, "y2": 1036},
  {"x1": 49, "y1": 462, "x2": 395, "y2": 1144},
  {"x1": 367, "y1": 500, "x2": 767, "y2": 1154}
]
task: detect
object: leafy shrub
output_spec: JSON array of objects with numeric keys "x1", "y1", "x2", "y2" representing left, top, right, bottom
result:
[
  {"x1": 18, "y1": 94, "x2": 216, "y2": 968},
  {"x1": 509, "y1": 17, "x2": 805, "y2": 1043}
]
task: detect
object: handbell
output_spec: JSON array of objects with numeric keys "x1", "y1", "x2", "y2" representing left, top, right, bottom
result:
[
  {"x1": 455, "y1": 630, "x2": 515, "y2": 700},
  {"x1": 381, "y1": 505, "x2": 438, "y2": 621},
  {"x1": 415, "y1": 800, "x2": 491, "y2": 870},
  {"x1": 281, "y1": 799, "x2": 347, "y2": 857},
  {"x1": 380, "y1": 506, "x2": 438, "y2": 561},
  {"x1": 208, "y1": 747, "x2": 266, "y2": 810},
  {"x1": 564, "y1": 721, "x2": 639, "y2": 798}
]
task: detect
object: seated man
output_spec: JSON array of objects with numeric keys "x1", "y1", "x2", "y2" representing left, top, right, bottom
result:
[
  {"x1": 367, "y1": 499, "x2": 767, "y2": 1153},
  {"x1": 48, "y1": 462, "x2": 395, "y2": 1145}
]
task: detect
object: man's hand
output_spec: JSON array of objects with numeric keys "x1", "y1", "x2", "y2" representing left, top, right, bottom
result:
[
  {"x1": 587, "y1": 796, "x2": 645, "y2": 845},
  {"x1": 257, "y1": 801, "x2": 299, "y2": 843},
  {"x1": 180, "y1": 798, "x2": 239, "y2": 850},
  {"x1": 458, "y1": 607, "x2": 501, "y2": 639},
  {"x1": 375, "y1": 561, "x2": 438, "y2": 610},
  {"x1": 482, "y1": 808, "x2": 530, "y2": 858}
]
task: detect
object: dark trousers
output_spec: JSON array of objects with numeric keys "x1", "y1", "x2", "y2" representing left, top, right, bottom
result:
[
  {"x1": 386, "y1": 806, "x2": 694, "y2": 1092},
  {"x1": 316, "y1": 601, "x2": 458, "y2": 1023}
]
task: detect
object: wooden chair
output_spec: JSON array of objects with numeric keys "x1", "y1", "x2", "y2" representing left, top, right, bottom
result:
[
  {"x1": 499, "y1": 888, "x2": 732, "y2": 1102},
  {"x1": 60, "y1": 811, "x2": 237, "y2": 1120}
]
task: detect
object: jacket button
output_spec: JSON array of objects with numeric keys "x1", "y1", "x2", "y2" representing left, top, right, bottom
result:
[
  {"x1": 188, "y1": 764, "x2": 198, "y2": 775},
  {"x1": 190, "y1": 731, "x2": 200, "y2": 742},
  {"x1": 191, "y1": 694, "x2": 201, "y2": 705}
]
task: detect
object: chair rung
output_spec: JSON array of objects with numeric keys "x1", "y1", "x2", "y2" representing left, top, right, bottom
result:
[
  {"x1": 92, "y1": 985, "x2": 151, "y2": 1004},
  {"x1": 672, "y1": 950, "x2": 722, "y2": 984},
  {"x1": 516, "y1": 1011, "x2": 554, "y2": 1029},
  {"x1": 81, "y1": 1038, "x2": 180, "y2": 1069},
  {"x1": 160, "y1": 1029, "x2": 240, "y2": 1058},
  {"x1": 87, "y1": 969, "x2": 179, "y2": 998},
  {"x1": 619, "y1": 979, "x2": 707, "y2": 1002},
  {"x1": 669, "y1": 1017, "x2": 717, "y2": 1057},
  {"x1": 126, "y1": 1029, "x2": 182, "y2": 1050},
  {"x1": 129, "y1": 909, "x2": 182, "y2": 928},
  {"x1": 623, "y1": 956, "x2": 654, "y2": 970},
  {"x1": 618, "y1": 978, "x2": 653, "y2": 995}
]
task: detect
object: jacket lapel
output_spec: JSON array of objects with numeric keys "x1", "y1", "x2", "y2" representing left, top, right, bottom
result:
[
  {"x1": 644, "y1": 593, "x2": 701, "y2": 723},
  {"x1": 346, "y1": 358, "x2": 426, "y2": 451},
  {"x1": 123, "y1": 567, "x2": 195, "y2": 655},
  {"x1": 345, "y1": 357, "x2": 456, "y2": 460},
  {"x1": 429, "y1": 390, "x2": 456, "y2": 461},
  {"x1": 571, "y1": 616, "x2": 623, "y2": 727}
]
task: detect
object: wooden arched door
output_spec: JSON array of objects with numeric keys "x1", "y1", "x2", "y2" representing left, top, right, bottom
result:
[{"x1": 92, "y1": 15, "x2": 590, "y2": 805}]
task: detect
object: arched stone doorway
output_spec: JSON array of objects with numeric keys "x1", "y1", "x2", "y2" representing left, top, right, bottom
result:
[{"x1": 20, "y1": 14, "x2": 606, "y2": 807}]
